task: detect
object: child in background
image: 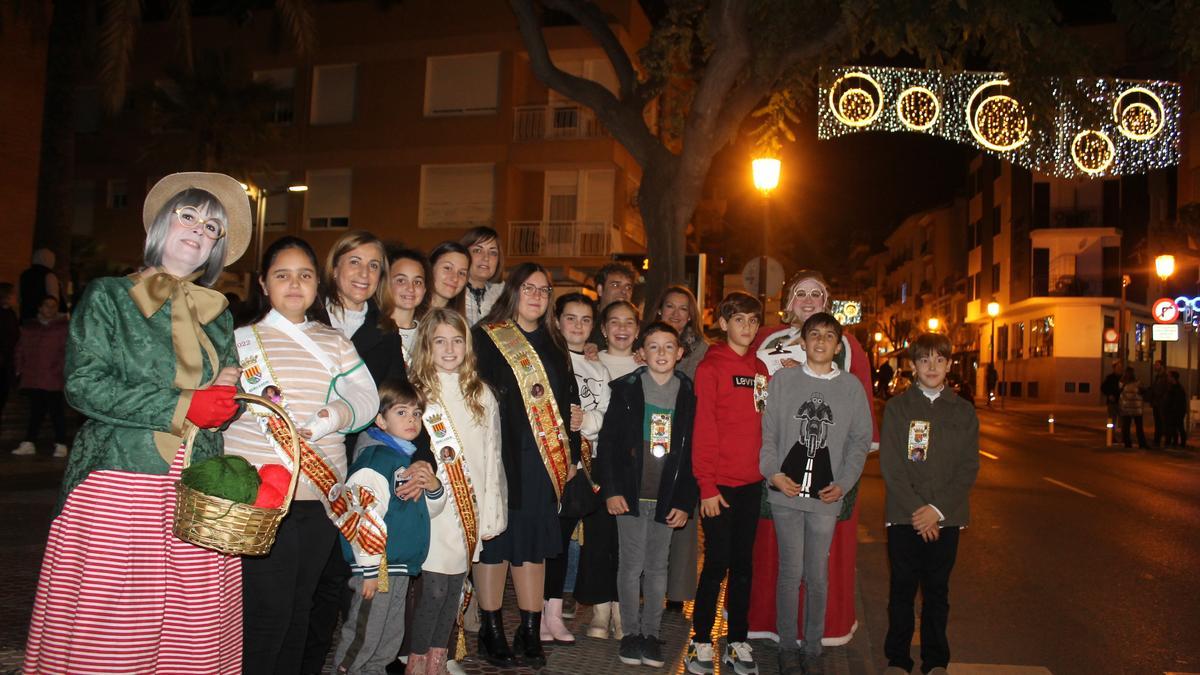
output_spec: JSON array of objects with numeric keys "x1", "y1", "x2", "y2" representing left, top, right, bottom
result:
[
  {"x1": 688, "y1": 291, "x2": 766, "y2": 675},
  {"x1": 598, "y1": 322, "x2": 698, "y2": 668},
  {"x1": 407, "y1": 308, "x2": 507, "y2": 675},
  {"x1": 759, "y1": 313, "x2": 871, "y2": 675},
  {"x1": 598, "y1": 301, "x2": 641, "y2": 380},
  {"x1": 880, "y1": 333, "x2": 979, "y2": 675},
  {"x1": 547, "y1": 293, "x2": 616, "y2": 642},
  {"x1": 334, "y1": 379, "x2": 445, "y2": 675},
  {"x1": 12, "y1": 296, "x2": 70, "y2": 457}
]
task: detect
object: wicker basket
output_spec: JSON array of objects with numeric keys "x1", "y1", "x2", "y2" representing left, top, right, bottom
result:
[{"x1": 172, "y1": 392, "x2": 301, "y2": 556}]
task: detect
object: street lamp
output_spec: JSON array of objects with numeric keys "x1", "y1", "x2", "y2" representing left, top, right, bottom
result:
[
  {"x1": 1155, "y1": 254, "x2": 1175, "y2": 363},
  {"x1": 874, "y1": 331, "x2": 884, "y2": 344},
  {"x1": 987, "y1": 301, "x2": 1000, "y2": 406},
  {"x1": 752, "y1": 157, "x2": 781, "y2": 312},
  {"x1": 927, "y1": 317, "x2": 940, "y2": 332}
]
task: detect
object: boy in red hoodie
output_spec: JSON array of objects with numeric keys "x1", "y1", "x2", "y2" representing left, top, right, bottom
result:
[{"x1": 687, "y1": 291, "x2": 767, "y2": 675}]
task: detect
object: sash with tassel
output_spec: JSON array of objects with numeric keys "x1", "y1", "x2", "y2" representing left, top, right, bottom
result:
[
  {"x1": 422, "y1": 401, "x2": 480, "y2": 659},
  {"x1": 482, "y1": 321, "x2": 571, "y2": 499}
]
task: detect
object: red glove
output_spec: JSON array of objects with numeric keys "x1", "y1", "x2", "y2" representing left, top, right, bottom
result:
[{"x1": 186, "y1": 385, "x2": 239, "y2": 429}]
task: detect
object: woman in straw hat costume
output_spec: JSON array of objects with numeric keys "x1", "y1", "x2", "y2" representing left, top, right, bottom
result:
[{"x1": 23, "y1": 172, "x2": 251, "y2": 674}]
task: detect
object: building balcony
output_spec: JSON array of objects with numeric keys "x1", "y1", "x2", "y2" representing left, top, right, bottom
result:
[
  {"x1": 509, "y1": 220, "x2": 612, "y2": 257},
  {"x1": 513, "y1": 104, "x2": 606, "y2": 142}
]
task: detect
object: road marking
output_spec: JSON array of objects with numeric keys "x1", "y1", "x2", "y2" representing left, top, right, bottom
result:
[
  {"x1": 948, "y1": 666, "x2": 1054, "y2": 674},
  {"x1": 980, "y1": 450, "x2": 999, "y2": 460},
  {"x1": 1042, "y1": 476, "x2": 1097, "y2": 498}
]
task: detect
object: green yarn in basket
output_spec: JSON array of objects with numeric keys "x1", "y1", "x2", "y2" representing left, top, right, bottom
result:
[{"x1": 181, "y1": 455, "x2": 262, "y2": 505}]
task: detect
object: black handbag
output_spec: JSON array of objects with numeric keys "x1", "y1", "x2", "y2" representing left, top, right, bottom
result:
[{"x1": 558, "y1": 466, "x2": 602, "y2": 519}]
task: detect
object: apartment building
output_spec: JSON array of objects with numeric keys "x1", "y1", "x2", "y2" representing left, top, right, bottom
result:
[
  {"x1": 0, "y1": 9, "x2": 46, "y2": 283},
  {"x1": 69, "y1": 0, "x2": 650, "y2": 290}
]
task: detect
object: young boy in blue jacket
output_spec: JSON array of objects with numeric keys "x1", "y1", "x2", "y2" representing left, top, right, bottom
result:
[
  {"x1": 334, "y1": 379, "x2": 445, "y2": 675},
  {"x1": 596, "y1": 322, "x2": 699, "y2": 669}
]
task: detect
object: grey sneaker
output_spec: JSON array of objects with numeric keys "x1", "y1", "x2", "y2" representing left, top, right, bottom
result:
[
  {"x1": 686, "y1": 640, "x2": 715, "y2": 674},
  {"x1": 641, "y1": 635, "x2": 664, "y2": 667},
  {"x1": 618, "y1": 633, "x2": 643, "y2": 665},
  {"x1": 777, "y1": 648, "x2": 804, "y2": 675},
  {"x1": 724, "y1": 641, "x2": 758, "y2": 675}
]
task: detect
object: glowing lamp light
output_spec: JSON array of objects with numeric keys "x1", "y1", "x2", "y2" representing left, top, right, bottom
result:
[
  {"x1": 1155, "y1": 254, "x2": 1175, "y2": 281},
  {"x1": 752, "y1": 158, "x2": 781, "y2": 194},
  {"x1": 927, "y1": 317, "x2": 940, "y2": 331},
  {"x1": 288, "y1": 184, "x2": 308, "y2": 192},
  {"x1": 874, "y1": 331, "x2": 884, "y2": 343}
]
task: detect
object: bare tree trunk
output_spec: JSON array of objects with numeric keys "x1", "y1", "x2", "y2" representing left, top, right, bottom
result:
[{"x1": 638, "y1": 154, "x2": 689, "y2": 308}]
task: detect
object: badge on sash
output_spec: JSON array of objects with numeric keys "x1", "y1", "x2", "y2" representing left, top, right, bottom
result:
[
  {"x1": 650, "y1": 413, "x2": 672, "y2": 458},
  {"x1": 753, "y1": 374, "x2": 769, "y2": 412},
  {"x1": 907, "y1": 420, "x2": 930, "y2": 462}
]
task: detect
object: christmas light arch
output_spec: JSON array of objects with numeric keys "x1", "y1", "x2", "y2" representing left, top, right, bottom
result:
[{"x1": 817, "y1": 66, "x2": 1180, "y2": 179}]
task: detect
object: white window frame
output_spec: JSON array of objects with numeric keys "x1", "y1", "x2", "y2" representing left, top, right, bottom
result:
[{"x1": 423, "y1": 52, "x2": 501, "y2": 117}]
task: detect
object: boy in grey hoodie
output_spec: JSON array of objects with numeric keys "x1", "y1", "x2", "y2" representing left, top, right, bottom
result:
[{"x1": 760, "y1": 313, "x2": 872, "y2": 675}]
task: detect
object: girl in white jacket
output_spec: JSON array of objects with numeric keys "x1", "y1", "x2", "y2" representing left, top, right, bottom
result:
[{"x1": 407, "y1": 308, "x2": 507, "y2": 675}]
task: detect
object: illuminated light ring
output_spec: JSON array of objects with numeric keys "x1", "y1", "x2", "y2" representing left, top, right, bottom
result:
[
  {"x1": 828, "y1": 71, "x2": 884, "y2": 128},
  {"x1": 965, "y1": 79, "x2": 1030, "y2": 152},
  {"x1": 1112, "y1": 86, "x2": 1165, "y2": 140},
  {"x1": 1121, "y1": 103, "x2": 1158, "y2": 137},
  {"x1": 1070, "y1": 129, "x2": 1115, "y2": 176},
  {"x1": 895, "y1": 86, "x2": 941, "y2": 131},
  {"x1": 838, "y1": 89, "x2": 876, "y2": 124}
]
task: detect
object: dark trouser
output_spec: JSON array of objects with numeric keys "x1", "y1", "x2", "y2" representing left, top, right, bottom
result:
[
  {"x1": 692, "y1": 482, "x2": 761, "y2": 644},
  {"x1": 666, "y1": 512, "x2": 698, "y2": 602},
  {"x1": 1122, "y1": 415, "x2": 1147, "y2": 448},
  {"x1": 1153, "y1": 405, "x2": 1167, "y2": 446},
  {"x1": 545, "y1": 514, "x2": 581, "y2": 599},
  {"x1": 575, "y1": 508, "x2": 619, "y2": 605},
  {"x1": 301, "y1": 534, "x2": 354, "y2": 673},
  {"x1": 243, "y1": 501, "x2": 338, "y2": 675},
  {"x1": 1175, "y1": 415, "x2": 1188, "y2": 447},
  {"x1": 409, "y1": 571, "x2": 468, "y2": 654},
  {"x1": 24, "y1": 389, "x2": 66, "y2": 445},
  {"x1": 0, "y1": 366, "x2": 12, "y2": 419},
  {"x1": 885, "y1": 525, "x2": 960, "y2": 674}
]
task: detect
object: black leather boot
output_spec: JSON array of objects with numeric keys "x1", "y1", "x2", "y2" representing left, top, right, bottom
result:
[
  {"x1": 477, "y1": 609, "x2": 517, "y2": 668},
  {"x1": 512, "y1": 609, "x2": 546, "y2": 668}
]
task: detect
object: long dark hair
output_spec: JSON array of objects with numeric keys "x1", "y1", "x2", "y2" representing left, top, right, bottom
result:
[
  {"x1": 388, "y1": 246, "x2": 432, "y2": 321},
  {"x1": 651, "y1": 284, "x2": 708, "y2": 346},
  {"x1": 482, "y1": 262, "x2": 567, "y2": 354},
  {"x1": 428, "y1": 240, "x2": 470, "y2": 316},
  {"x1": 242, "y1": 235, "x2": 331, "y2": 327}
]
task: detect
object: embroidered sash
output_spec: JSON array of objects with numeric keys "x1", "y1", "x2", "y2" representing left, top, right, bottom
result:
[
  {"x1": 234, "y1": 314, "x2": 386, "y2": 563},
  {"x1": 483, "y1": 321, "x2": 571, "y2": 499}
]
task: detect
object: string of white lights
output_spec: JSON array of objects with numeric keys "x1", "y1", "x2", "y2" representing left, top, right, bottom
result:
[{"x1": 816, "y1": 66, "x2": 1181, "y2": 179}]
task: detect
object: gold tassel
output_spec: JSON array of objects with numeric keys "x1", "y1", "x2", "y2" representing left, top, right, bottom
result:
[
  {"x1": 455, "y1": 622, "x2": 467, "y2": 661},
  {"x1": 378, "y1": 551, "x2": 389, "y2": 593},
  {"x1": 573, "y1": 520, "x2": 585, "y2": 547}
]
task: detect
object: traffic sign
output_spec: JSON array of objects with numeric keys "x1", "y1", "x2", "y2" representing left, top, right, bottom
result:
[
  {"x1": 1153, "y1": 297, "x2": 1179, "y2": 323},
  {"x1": 1152, "y1": 323, "x2": 1179, "y2": 341},
  {"x1": 1103, "y1": 327, "x2": 1119, "y2": 343}
]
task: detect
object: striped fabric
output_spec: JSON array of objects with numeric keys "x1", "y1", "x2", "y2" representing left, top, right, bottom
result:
[
  {"x1": 23, "y1": 448, "x2": 242, "y2": 675},
  {"x1": 224, "y1": 321, "x2": 359, "y2": 502}
]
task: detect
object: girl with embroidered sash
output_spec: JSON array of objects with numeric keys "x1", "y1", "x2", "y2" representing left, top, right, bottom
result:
[
  {"x1": 388, "y1": 248, "x2": 430, "y2": 367},
  {"x1": 470, "y1": 263, "x2": 584, "y2": 669},
  {"x1": 407, "y1": 308, "x2": 507, "y2": 675},
  {"x1": 24, "y1": 173, "x2": 250, "y2": 675},
  {"x1": 223, "y1": 237, "x2": 382, "y2": 675}
]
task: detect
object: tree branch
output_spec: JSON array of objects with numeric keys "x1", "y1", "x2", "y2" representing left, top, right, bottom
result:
[
  {"x1": 540, "y1": 0, "x2": 639, "y2": 103},
  {"x1": 677, "y1": 0, "x2": 751, "y2": 172},
  {"x1": 509, "y1": 0, "x2": 659, "y2": 166}
]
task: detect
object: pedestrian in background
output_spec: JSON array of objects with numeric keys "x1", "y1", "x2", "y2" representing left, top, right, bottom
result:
[
  {"x1": 1119, "y1": 367, "x2": 1149, "y2": 449},
  {"x1": 0, "y1": 282, "x2": 17, "y2": 429},
  {"x1": 12, "y1": 296, "x2": 70, "y2": 458},
  {"x1": 1101, "y1": 360, "x2": 1123, "y2": 426},
  {"x1": 880, "y1": 332, "x2": 980, "y2": 675},
  {"x1": 1165, "y1": 371, "x2": 1188, "y2": 448},
  {"x1": 1150, "y1": 360, "x2": 1170, "y2": 447},
  {"x1": 19, "y1": 248, "x2": 64, "y2": 321}
]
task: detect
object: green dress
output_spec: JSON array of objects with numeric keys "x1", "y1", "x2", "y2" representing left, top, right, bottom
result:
[{"x1": 60, "y1": 276, "x2": 236, "y2": 507}]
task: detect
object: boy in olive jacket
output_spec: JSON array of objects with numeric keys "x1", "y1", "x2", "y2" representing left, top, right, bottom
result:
[{"x1": 880, "y1": 333, "x2": 979, "y2": 675}]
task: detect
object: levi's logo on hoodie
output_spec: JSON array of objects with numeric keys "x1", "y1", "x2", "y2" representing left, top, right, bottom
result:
[{"x1": 732, "y1": 376, "x2": 755, "y2": 388}]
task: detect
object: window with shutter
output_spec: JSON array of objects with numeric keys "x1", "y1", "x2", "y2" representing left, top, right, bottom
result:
[
  {"x1": 311, "y1": 64, "x2": 357, "y2": 125},
  {"x1": 305, "y1": 169, "x2": 352, "y2": 229},
  {"x1": 419, "y1": 164, "x2": 495, "y2": 228},
  {"x1": 424, "y1": 53, "x2": 500, "y2": 116}
]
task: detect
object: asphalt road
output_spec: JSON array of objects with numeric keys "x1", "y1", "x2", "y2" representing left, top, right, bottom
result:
[{"x1": 854, "y1": 408, "x2": 1200, "y2": 675}]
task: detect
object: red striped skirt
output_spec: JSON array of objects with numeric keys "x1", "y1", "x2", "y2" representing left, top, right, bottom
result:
[{"x1": 23, "y1": 448, "x2": 242, "y2": 674}]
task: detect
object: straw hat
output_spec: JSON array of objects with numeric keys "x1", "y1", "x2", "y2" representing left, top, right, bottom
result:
[{"x1": 143, "y1": 172, "x2": 252, "y2": 267}]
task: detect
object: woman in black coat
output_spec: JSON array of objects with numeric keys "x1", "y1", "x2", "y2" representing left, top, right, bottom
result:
[{"x1": 471, "y1": 262, "x2": 582, "y2": 668}]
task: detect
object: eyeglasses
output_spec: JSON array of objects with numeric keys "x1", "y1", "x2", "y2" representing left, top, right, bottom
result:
[
  {"x1": 792, "y1": 289, "x2": 826, "y2": 300},
  {"x1": 520, "y1": 283, "x2": 553, "y2": 298},
  {"x1": 173, "y1": 206, "x2": 226, "y2": 240}
]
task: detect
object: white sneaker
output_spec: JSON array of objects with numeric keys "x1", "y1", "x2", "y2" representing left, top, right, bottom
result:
[
  {"x1": 686, "y1": 640, "x2": 715, "y2": 674},
  {"x1": 12, "y1": 442, "x2": 35, "y2": 456},
  {"x1": 53, "y1": 444, "x2": 68, "y2": 458},
  {"x1": 446, "y1": 659, "x2": 467, "y2": 675},
  {"x1": 724, "y1": 641, "x2": 758, "y2": 675}
]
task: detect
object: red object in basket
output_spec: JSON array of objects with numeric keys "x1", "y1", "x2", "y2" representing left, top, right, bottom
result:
[{"x1": 253, "y1": 465, "x2": 292, "y2": 509}]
